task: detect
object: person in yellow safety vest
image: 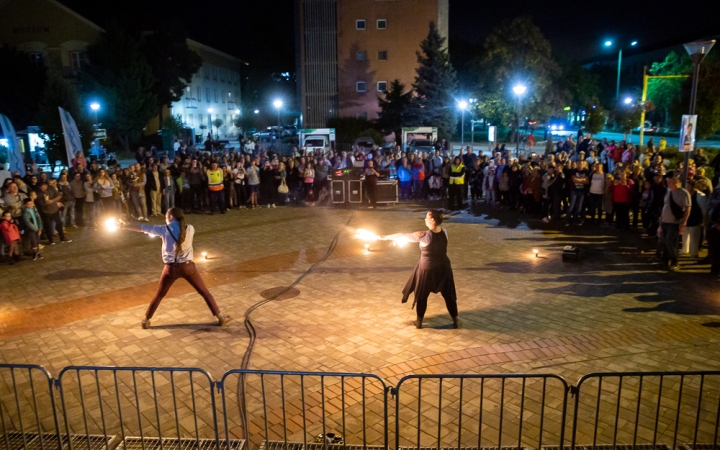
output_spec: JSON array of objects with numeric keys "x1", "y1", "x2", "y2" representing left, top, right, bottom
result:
[
  {"x1": 448, "y1": 156, "x2": 465, "y2": 211},
  {"x1": 206, "y1": 162, "x2": 226, "y2": 215}
]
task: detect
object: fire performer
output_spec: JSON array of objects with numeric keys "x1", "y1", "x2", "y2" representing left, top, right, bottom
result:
[
  {"x1": 116, "y1": 207, "x2": 232, "y2": 329},
  {"x1": 381, "y1": 210, "x2": 460, "y2": 329}
]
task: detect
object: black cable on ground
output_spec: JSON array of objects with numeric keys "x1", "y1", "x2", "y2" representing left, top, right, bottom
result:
[{"x1": 237, "y1": 212, "x2": 355, "y2": 433}]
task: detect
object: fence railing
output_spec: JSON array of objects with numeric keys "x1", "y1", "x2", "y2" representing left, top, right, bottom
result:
[{"x1": 3, "y1": 364, "x2": 720, "y2": 450}]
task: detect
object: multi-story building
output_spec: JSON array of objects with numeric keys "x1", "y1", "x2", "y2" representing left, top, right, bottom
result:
[
  {"x1": 0, "y1": 0, "x2": 242, "y2": 143},
  {"x1": 295, "y1": 0, "x2": 448, "y2": 128}
]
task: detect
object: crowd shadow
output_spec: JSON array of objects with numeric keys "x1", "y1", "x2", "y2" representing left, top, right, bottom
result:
[{"x1": 44, "y1": 268, "x2": 135, "y2": 280}]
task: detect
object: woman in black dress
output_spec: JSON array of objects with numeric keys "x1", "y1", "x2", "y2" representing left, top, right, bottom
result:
[{"x1": 381, "y1": 210, "x2": 460, "y2": 329}]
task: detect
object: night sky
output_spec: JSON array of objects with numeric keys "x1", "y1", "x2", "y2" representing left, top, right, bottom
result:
[{"x1": 62, "y1": 0, "x2": 719, "y2": 66}]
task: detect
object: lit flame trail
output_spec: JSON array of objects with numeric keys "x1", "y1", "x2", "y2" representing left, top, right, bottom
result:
[{"x1": 354, "y1": 229, "x2": 380, "y2": 241}]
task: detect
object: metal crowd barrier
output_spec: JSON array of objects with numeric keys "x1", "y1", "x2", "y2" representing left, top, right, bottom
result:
[
  {"x1": 217, "y1": 370, "x2": 388, "y2": 450},
  {"x1": 393, "y1": 374, "x2": 569, "y2": 450},
  {"x1": 3, "y1": 364, "x2": 720, "y2": 450}
]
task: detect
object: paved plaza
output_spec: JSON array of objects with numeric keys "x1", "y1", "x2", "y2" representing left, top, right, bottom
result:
[{"x1": 1, "y1": 204, "x2": 720, "y2": 449}]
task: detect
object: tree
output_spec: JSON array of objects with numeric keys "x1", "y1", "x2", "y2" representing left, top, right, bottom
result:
[
  {"x1": 647, "y1": 51, "x2": 692, "y2": 127},
  {"x1": 141, "y1": 22, "x2": 202, "y2": 124},
  {"x1": 0, "y1": 47, "x2": 46, "y2": 130},
  {"x1": 402, "y1": 22, "x2": 458, "y2": 139},
  {"x1": 327, "y1": 117, "x2": 380, "y2": 146},
  {"x1": 212, "y1": 118, "x2": 224, "y2": 140},
  {"x1": 671, "y1": 51, "x2": 720, "y2": 139},
  {"x1": 36, "y1": 70, "x2": 95, "y2": 167},
  {"x1": 162, "y1": 114, "x2": 184, "y2": 139},
  {"x1": 473, "y1": 17, "x2": 567, "y2": 127},
  {"x1": 559, "y1": 58, "x2": 601, "y2": 123},
  {"x1": 378, "y1": 79, "x2": 412, "y2": 139},
  {"x1": 584, "y1": 106, "x2": 608, "y2": 135},
  {"x1": 83, "y1": 25, "x2": 158, "y2": 151},
  {"x1": 610, "y1": 103, "x2": 642, "y2": 134}
]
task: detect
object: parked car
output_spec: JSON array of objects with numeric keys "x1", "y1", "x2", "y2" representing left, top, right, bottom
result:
[{"x1": 354, "y1": 137, "x2": 375, "y2": 151}]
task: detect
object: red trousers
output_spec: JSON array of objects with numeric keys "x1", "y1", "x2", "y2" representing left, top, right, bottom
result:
[{"x1": 146, "y1": 261, "x2": 220, "y2": 319}]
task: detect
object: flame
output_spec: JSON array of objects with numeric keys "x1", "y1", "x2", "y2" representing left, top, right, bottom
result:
[
  {"x1": 393, "y1": 237, "x2": 409, "y2": 247},
  {"x1": 354, "y1": 229, "x2": 380, "y2": 241},
  {"x1": 105, "y1": 218, "x2": 118, "y2": 232}
]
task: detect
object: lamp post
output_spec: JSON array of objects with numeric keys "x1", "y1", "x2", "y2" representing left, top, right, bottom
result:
[
  {"x1": 90, "y1": 102, "x2": 100, "y2": 127},
  {"x1": 512, "y1": 84, "x2": 527, "y2": 158},
  {"x1": 605, "y1": 40, "x2": 638, "y2": 99},
  {"x1": 273, "y1": 99, "x2": 283, "y2": 150},
  {"x1": 458, "y1": 100, "x2": 468, "y2": 149},
  {"x1": 682, "y1": 39, "x2": 716, "y2": 188}
]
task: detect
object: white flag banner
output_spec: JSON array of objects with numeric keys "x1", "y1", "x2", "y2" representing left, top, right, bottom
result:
[
  {"x1": 58, "y1": 106, "x2": 84, "y2": 166},
  {"x1": 0, "y1": 113, "x2": 26, "y2": 176}
]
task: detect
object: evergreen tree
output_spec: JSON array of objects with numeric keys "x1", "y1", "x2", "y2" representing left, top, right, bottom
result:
[
  {"x1": 378, "y1": 79, "x2": 412, "y2": 139},
  {"x1": 402, "y1": 22, "x2": 458, "y2": 139},
  {"x1": 36, "y1": 70, "x2": 95, "y2": 167}
]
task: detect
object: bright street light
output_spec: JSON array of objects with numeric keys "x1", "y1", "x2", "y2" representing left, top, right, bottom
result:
[
  {"x1": 458, "y1": 100, "x2": 468, "y2": 110},
  {"x1": 207, "y1": 108, "x2": 214, "y2": 113},
  {"x1": 513, "y1": 84, "x2": 527, "y2": 95},
  {"x1": 624, "y1": 97, "x2": 633, "y2": 104},
  {"x1": 273, "y1": 99, "x2": 283, "y2": 109},
  {"x1": 605, "y1": 40, "x2": 613, "y2": 47},
  {"x1": 254, "y1": 109, "x2": 259, "y2": 114},
  {"x1": 458, "y1": 100, "x2": 468, "y2": 147},
  {"x1": 604, "y1": 40, "x2": 638, "y2": 99},
  {"x1": 235, "y1": 109, "x2": 241, "y2": 114},
  {"x1": 631, "y1": 41, "x2": 638, "y2": 46},
  {"x1": 90, "y1": 102, "x2": 100, "y2": 111}
]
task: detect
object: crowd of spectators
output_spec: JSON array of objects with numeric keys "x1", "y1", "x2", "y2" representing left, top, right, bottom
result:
[{"x1": 2, "y1": 134, "x2": 720, "y2": 276}]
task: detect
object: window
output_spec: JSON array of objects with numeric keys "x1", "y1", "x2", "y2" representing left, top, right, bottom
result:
[
  {"x1": 378, "y1": 51, "x2": 388, "y2": 60},
  {"x1": 70, "y1": 51, "x2": 85, "y2": 70},
  {"x1": 185, "y1": 86, "x2": 191, "y2": 99},
  {"x1": 221, "y1": 68, "x2": 226, "y2": 82},
  {"x1": 188, "y1": 114, "x2": 194, "y2": 126},
  {"x1": 213, "y1": 66, "x2": 218, "y2": 80},
  {"x1": 214, "y1": 89, "x2": 219, "y2": 103},
  {"x1": 196, "y1": 87, "x2": 202, "y2": 101},
  {"x1": 356, "y1": 51, "x2": 366, "y2": 61},
  {"x1": 206, "y1": 88, "x2": 211, "y2": 102},
  {"x1": 221, "y1": 90, "x2": 225, "y2": 103},
  {"x1": 356, "y1": 81, "x2": 366, "y2": 93},
  {"x1": 28, "y1": 53, "x2": 43, "y2": 67},
  {"x1": 356, "y1": 20, "x2": 366, "y2": 30},
  {"x1": 204, "y1": 66, "x2": 209, "y2": 79},
  {"x1": 377, "y1": 81, "x2": 387, "y2": 92},
  {"x1": 376, "y1": 19, "x2": 387, "y2": 30}
]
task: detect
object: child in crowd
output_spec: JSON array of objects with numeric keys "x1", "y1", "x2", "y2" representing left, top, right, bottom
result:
[
  {"x1": 1, "y1": 210, "x2": 22, "y2": 264},
  {"x1": 21, "y1": 197, "x2": 43, "y2": 260}
]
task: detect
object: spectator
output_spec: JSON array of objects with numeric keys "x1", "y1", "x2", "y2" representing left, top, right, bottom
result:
[
  {"x1": 36, "y1": 181, "x2": 71, "y2": 245},
  {"x1": 163, "y1": 169, "x2": 176, "y2": 211},
  {"x1": 657, "y1": 177, "x2": 691, "y2": 271},
  {"x1": 610, "y1": 170, "x2": 634, "y2": 230},
  {"x1": 2, "y1": 182, "x2": 27, "y2": 219},
  {"x1": 95, "y1": 169, "x2": 115, "y2": 218},
  {"x1": 566, "y1": 161, "x2": 589, "y2": 226},
  {"x1": 21, "y1": 198, "x2": 43, "y2": 260},
  {"x1": 207, "y1": 162, "x2": 225, "y2": 214},
  {"x1": 1, "y1": 210, "x2": 21, "y2": 264},
  {"x1": 246, "y1": 159, "x2": 260, "y2": 209},
  {"x1": 681, "y1": 180, "x2": 707, "y2": 258}
]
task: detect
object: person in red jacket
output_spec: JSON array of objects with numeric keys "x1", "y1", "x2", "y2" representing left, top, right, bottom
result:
[
  {"x1": 1, "y1": 210, "x2": 22, "y2": 264},
  {"x1": 610, "y1": 170, "x2": 634, "y2": 230}
]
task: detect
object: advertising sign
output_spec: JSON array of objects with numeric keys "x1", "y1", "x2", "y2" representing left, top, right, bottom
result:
[
  {"x1": 679, "y1": 115, "x2": 697, "y2": 153},
  {"x1": 488, "y1": 126, "x2": 497, "y2": 143}
]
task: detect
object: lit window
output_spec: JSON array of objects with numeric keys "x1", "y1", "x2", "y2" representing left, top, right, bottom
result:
[
  {"x1": 378, "y1": 51, "x2": 388, "y2": 60},
  {"x1": 356, "y1": 51, "x2": 366, "y2": 61},
  {"x1": 356, "y1": 20, "x2": 366, "y2": 30},
  {"x1": 28, "y1": 53, "x2": 43, "y2": 67},
  {"x1": 185, "y1": 86, "x2": 191, "y2": 99},
  {"x1": 377, "y1": 81, "x2": 387, "y2": 92},
  {"x1": 356, "y1": 81, "x2": 366, "y2": 93},
  {"x1": 377, "y1": 19, "x2": 387, "y2": 30},
  {"x1": 70, "y1": 51, "x2": 85, "y2": 70}
]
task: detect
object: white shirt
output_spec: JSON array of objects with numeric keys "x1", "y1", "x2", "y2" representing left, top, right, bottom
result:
[{"x1": 141, "y1": 221, "x2": 195, "y2": 263}]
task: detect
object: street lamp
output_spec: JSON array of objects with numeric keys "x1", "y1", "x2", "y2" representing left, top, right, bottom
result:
[
  {"x1": 254, "y1": 109, "x2": 259, "y2": 114},
  {"x1": 604, "y1": 40, "x2": 638, "y2": 99},
  {"x1": 512, "y1": 84, "x2": 527, "y2": 157},
  {"x1": 273, "y1": 100, "x2": 283, "y2": 149},
  {"x1": 682, "y1": 39, "x2": 716, "y2": 188},
  {"x1": 458, "y1": 100, "x2": 468, "y2": 148},
  {"x1": 624, "y1": 97, "x2": 632, "y2": 105},
  {"x1": 90, "y1": 102, "x2": 100, "y2": 126}
]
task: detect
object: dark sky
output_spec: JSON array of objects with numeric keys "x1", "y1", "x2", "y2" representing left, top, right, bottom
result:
[{"x1": 63, "y1": 0, "x2": 719, "y2": 66}]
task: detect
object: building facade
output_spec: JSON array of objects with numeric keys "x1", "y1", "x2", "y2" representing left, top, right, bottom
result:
[
  {"x1": 296, "y1": 0, "x2": 448, "y2": 128},
  {"x1": 0, "y1": 0, "x2": 242, "y2": 142}
]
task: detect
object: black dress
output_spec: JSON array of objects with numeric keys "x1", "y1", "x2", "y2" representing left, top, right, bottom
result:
[{"x1": 399, "y1": 228, "x2": 458, "y2": 320}]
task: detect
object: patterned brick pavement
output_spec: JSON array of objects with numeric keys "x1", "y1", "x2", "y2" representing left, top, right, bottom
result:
[{"x1": 1, "y1": 205, "x2": 719, "y2": 449}]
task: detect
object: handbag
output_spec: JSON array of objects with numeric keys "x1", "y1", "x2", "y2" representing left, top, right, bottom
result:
[{"x1": 278, "y1": 179, "x2": 289, "y2": 194}]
